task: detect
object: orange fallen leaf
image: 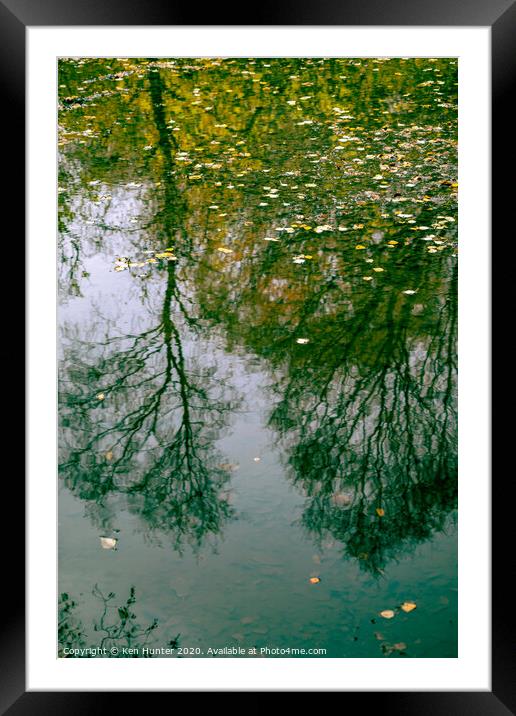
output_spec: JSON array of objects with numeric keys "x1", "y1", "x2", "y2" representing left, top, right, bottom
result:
[
  {"x1": 401, "y1": 601, "x2": 417, "y2": 613},
  {"x1": 309, "y1": 577, "x2": 321, "y2": 584},
  {"x1": 376, "y1": 507, "x2": 385, "y2": 517}
]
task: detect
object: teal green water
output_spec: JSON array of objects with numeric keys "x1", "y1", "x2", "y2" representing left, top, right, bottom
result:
[{"x1": 58, "y1": 57, "x2": 458, "y2": 658}]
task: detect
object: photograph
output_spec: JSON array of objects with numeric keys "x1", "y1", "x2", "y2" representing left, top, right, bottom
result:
[{"x1": 57, "y1": 56, "x2": 458, "y2": 660}]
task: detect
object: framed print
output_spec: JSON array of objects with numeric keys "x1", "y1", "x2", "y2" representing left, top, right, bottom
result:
[{"x1": 4, "y1": 0, "x2": 508, "y2": 708}]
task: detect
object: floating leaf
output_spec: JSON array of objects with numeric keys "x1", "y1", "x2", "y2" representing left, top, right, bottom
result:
[
  {"x1": 400, "y1": 601, "x2": 417, "y2": 613},
  {"x1": 380, "y1": 609, "x2": 395, "y2": 619},
  {"x1": 100, "y1": 537, "x2": 117, "y2": 550},
  {"x1": 309, "y1": 577, "x2": 321, "y2": 584}
]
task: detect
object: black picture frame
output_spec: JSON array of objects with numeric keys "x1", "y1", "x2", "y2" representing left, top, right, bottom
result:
[{"x1": 5, "y1": 0, "x2": 506, "y2": 710}]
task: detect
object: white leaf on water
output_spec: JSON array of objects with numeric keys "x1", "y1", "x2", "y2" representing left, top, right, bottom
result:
[{"x1": 100, "y1": 537, "x2": 117, "y2": 550}]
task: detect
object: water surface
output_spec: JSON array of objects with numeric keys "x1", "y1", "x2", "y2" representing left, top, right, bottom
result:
[{"x1": 58, "y1": 57, "x2": 458, "y2": 658}]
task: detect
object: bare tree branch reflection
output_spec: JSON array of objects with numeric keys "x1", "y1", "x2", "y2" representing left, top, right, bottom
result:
[
  {"x1": 59, "y1": 69, "x2": 240, "y2": 551},
  {"x1": 268, "y1": 252, "x2": 457, "y2": 574},
  {"x1": 58, "y1": 58, "x2": 458, "y2": 572}
]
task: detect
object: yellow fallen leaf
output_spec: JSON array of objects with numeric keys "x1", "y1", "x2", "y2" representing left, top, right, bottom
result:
[
  {"x1": 388, "y1": 240, "x2": 399, "y2": 245},
  {"x1": 376, "y1": 507, "x2": 385, "y2": 517},
  {"x1": 380, "y1": 609, "x2": 395, "y2": 619},
  {"x1": 355, "y1": 244, "x2": 366, "y2": 250},
  {"x1": 105, "y1": 451, "x2": 113, "y2": 461},
  {"x1": 373, "y1": 267, "x2": 385, "y2": 272},
  {"x1": 401, "y1": 601, "x2": 417, "y2": 613},
  {"x1": 96, "y1": 393, "x2": 105, "y2": 401},
  {"x1": 217, "y1": 247, "x2": 233, "y2": 254}
]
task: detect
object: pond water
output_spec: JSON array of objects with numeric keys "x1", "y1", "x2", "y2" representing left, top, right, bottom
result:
[{"x1": 58, "y1": 57, "x2": 458, "y2": 658}]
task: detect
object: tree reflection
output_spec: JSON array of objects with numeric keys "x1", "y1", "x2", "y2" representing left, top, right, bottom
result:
[
  {"x1": 59, "y1": 586, "x2": 180, "y2": 657},
  {"x1": 58, "y1": 57, "x2": 458, "y2": 571},
  {"x1": 59, "y1": 265, "x2": 237, "y2": 550},
  {"x1": 265, "y1": 251, "x2": 457, "y2": 574},
  {"x1": 59, "y1": 69, "x2": 239, "y2": 551}
]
